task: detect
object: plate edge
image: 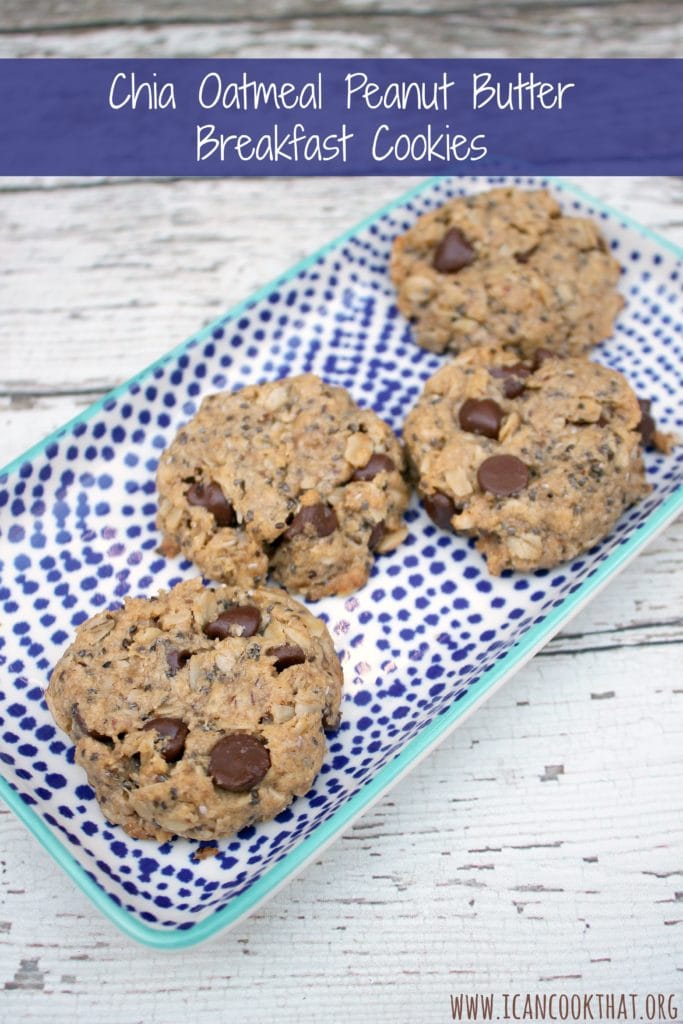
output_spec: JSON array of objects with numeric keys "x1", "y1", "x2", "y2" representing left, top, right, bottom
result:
[
  {"x1": 2, "y1": 484, "x2": 682, "y2": 949},
  {"x1": 4, "y1": 175, "x2": 682, "y2": 482},
  {"x1": 1, "y1": 173, "x2": 682, "y2": 949}
]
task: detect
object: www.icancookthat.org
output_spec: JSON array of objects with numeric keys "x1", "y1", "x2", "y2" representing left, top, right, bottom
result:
[{"x1": 449, "y1": 992, "x2": 679, "y2": 1022}]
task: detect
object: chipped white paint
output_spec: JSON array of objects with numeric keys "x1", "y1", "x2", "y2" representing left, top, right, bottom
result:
[
  {"x1": 2, "y1": 3, "x2": 683, "y2": 59},
  {"x1": 1, "y1": 5, "x2": 682, "y2": 1020}
]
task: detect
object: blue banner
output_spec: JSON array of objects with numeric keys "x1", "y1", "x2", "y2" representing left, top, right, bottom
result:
[{"x1": 1, "y1": 59, "x2": 681, "y2": 175}]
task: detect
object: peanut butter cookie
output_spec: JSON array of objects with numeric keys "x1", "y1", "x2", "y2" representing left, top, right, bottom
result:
[
  {"x1": 390, "y1": 187, "x2": 623, "y2": 358},
  {"x1": 404, "y1": 347, "x2": 654, "y2": 574},
  {"x1": 156, "y1": 374, "x2": 410, "y2": 600},
  {"x1": 46, "y1": 578, "x2": 343, "y2": 841}
]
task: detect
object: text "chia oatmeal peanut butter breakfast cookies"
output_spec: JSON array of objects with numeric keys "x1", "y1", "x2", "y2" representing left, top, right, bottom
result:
[{"x1": 156, "y1": 373, "x2": 410, "y2": 600}]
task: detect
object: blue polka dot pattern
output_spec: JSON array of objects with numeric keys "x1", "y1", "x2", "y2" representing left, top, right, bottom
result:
[{"x1": 0, "y1": 176, "x2": 682, "y2": 937}]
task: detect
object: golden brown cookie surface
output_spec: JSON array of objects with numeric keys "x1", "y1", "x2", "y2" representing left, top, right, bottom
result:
[
  {"x1": 46, "y1": 578, "x2": 343, "y2": 841},
  {"x1": 390, "y1": 187, "x2": 623, "y2": 358},
  {"x1": 156, "y1": 374, "x2": 410, "y2": 600},
  {"x1": 404, "y1": 347, "x2": 650, "y2": 574}
]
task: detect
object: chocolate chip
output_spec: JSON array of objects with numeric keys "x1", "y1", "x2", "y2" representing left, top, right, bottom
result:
[
  {"x1": 637, "y1": 398, "x2": 656, "y2": 447},
  {"x1": 423, "y1": 491, "x2": 456, "y2": 530},
  {"x1": 166, "y1": 648, "x2": 191, "y2": 675},
  {"x1": 351, "y1": 453, "x2": 396, "y2": 482},
  {"x1": 477, "y1": 454, "x2": 529, "y2": 496},
  {"x1": 503, "y1": 377, "x2": 526, "y2": 399},
  {"x1": 490, "y1": 363, "x2": 530, "y2": 399},
  {"x1": 143, "y1": 717, "x2": 188, "y2": 762},
  {"x1": 458, "y1": 398, "x2": 504, "y2": 440},
  {"x1": 368, "y1": 521, "x2": 386, "y2": 551},
  {"x1": 203, "y1": 606, "x2": 261, "y2": 640},
  {"x1": 266, "y1": 644, "x2": 306, "y2": 672},
  {"x1": 531, "y1": 348, "x2": 556, "y2": 371},
  {"x1": 186, "y1": 480, "x2": 235, "y2": 527},
  {"x1": 490, "y1": 363, "x2": 530, "y2": 379},
  {"x1": 433, "y1": 227, "x2": 476, "y2": 273},
  {"x1": 515, "y1": 246, "x2": 537, "y2": 264},
  {"x1": 72, "y1": 705, "x2": 113, "y2": 746},
  {"x1": 284, "y1": 503, "x2": 338, "y2": 540},
  {"x1": 209, "y1": 734, "x2": 271, "y2": 792}
]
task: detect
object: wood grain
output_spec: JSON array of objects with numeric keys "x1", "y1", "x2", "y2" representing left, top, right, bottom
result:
[
  {"x1": 1, "y1": 641, "x2": 681, "y2": 1020},
  {"x1": 1, "y1": 5, "x2": 682, "y2": 1018},
  {"x1": 2, "y1": 176, "x2": 683, "y2": 404},
  {"x1": 1, "y1": 169, "x2": 681, "y2": 1017},
  {"x1": 0, "y1": 0, "x2": 662, "y2": 30},
  {"x1": 2, "y1": 4, "x2": 683, "y2": 58}
]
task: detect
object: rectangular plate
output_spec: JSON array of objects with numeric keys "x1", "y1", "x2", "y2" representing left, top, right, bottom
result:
[{"x1": 1, "y1": 176, "x2": 682, "y2": 950}]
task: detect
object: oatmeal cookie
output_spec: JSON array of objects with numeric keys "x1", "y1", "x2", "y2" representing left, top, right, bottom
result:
[
  {"x1": 404, "y1": 347, "x2": 654, "y2": 574},
  {"x1": 46, "y1": 578, "x2": 343, "y2": 841},
  {"x1": 156, "y1": 374, "x2": 410, "y2": 600},
  {"x1": 390, "y1": 186, "x2": 623, "y2": 358}
]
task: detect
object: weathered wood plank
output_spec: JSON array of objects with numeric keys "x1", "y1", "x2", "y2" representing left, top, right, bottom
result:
[
  {"x1": 1, "y1": 171, "x2": 681, "y2": 651},
  {"x1": 1, "y1": 640, "x2": 681, "y2": 1017},
  {"x1": 2, "y1": 176, "x2": 682, "y2": 409},
  {"x1": 2, "y1": 6, "x2": 683, "y2": 57},
  {"x1": 1, "y1": 9, "x2": 682, "y2": 1010},
  {"x1": 0, "y1": 0, "x2": 669, "y2": 32},
  {"x1": 0, "y1": 177, "x2": 414, "y2": 398}
]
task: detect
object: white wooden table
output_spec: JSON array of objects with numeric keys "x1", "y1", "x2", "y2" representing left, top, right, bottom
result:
[{"x1": 1, "y1": 6, "x2": 682, "y2": 1020}]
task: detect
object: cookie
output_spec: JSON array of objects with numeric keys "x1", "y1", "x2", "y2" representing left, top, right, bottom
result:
[
  {"x1": 404, "y1": 347, "x2": 652, "y2": 574},
  {"x1": 156, "y1": 374, "x2": 410, "y2": 600},
  {"x1": 390, "y1": 186, "x2": 623, "y2": 358},
  {"x1": 45, "y1": 578, "x2": 343, "y2": 841}
]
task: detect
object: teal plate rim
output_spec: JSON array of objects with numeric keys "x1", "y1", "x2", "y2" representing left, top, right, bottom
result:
[{"x1": 1, "y1": 175, "x2": 682, "y2": 950}]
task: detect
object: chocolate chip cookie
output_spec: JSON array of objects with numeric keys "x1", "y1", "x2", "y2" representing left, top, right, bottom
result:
[
  {"x1": 156, "y1": 374, "x2": 410, "y2": 600},
  {"x1": 404, "y1": 347, "x2": 654, "y2": 574},
  {"x1": 46, "y1": 577, "x2": 343, "y2": 841},
  {"x1": 390, "y1": 186, "x2": 623, "y2": 358}
]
